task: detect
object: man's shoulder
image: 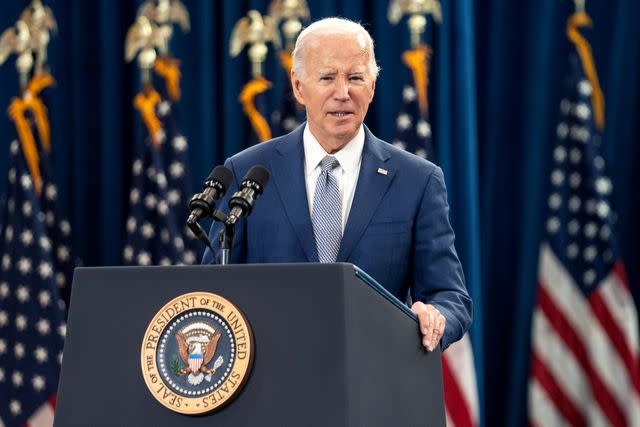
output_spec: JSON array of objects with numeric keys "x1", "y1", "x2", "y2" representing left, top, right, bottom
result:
[
  {"x1": 227, "y1": 126, "x2": 302, "y2": 168},
  {"x1": 367, "y1": 131, "x2": 440, "y2": 176}
]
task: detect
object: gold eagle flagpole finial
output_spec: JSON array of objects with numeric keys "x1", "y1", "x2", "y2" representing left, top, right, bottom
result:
[
  {"x1": 268, "y1": 0, "x2": 309, "y2": 53},
  {"x1": 137, "y1": 0, "x2": 190, "y2": 101},
  {"x1": 230, "y1": 10, "x2": 281, "y2": 79},
  {"x1": 388, "y1": 0, "x2": 441, "y2": 117},
  {"x1": 20, "y1": 0, "x2": 57, "y2": 78},
  {"x1": 388, "y1": 0, "x2": 441, "y2": 48},
  {"x1": 0, "y1": 20, "x2": 34, "y2": 91},
  {"x1": 231, "y1": 10, "x2": 281, "y2": 142}
]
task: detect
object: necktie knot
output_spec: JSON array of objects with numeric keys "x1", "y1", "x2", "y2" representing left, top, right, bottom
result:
[{"x1": 320, "y1": 156, "x2": 340, "y2": 174}]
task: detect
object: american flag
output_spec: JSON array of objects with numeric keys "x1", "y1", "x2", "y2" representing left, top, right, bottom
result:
[
  {"x1": 155, "y1": 95, "x2": 200, "y2": 265},
  {"x1": 0, "y1": 140, "x2": 66, "y2": 427},
  {"x1": 122, "y1": 129, "x2": 187, "y2": 266},
  {"x1": 35, "y1": 127, "x2": 76, "y2": 310},
  {"x1": 271, "y1": 52, "x2": 303, "y2": 137},
  {"x1": 528, "y1": 16, "x2": 640, "y2": 426},
  {"x1": 392, "y1": 45, "x2": 479, "y2": 427}
]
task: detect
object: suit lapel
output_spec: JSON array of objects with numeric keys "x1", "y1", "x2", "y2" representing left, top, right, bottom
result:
[
  {"x1": 270, "y1": 126, "x2": 319, "y2": 262},
  {"x1": 337, "y1": 128, "x2": 395, "y2": 262}
]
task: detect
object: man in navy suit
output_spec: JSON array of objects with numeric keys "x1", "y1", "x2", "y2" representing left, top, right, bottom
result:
[{"x1": 203, "y1": 17, "x2": 471, "y2": 352}]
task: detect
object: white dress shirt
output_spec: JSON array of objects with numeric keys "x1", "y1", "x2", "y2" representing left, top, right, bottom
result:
[{"x1": 303, "y1": 124, "x2": 364, "y2": 233}]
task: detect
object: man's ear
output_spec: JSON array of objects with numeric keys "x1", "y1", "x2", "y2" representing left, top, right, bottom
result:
[{"x1": 291, "y1": 71, "x2": 305, "y2": 106}]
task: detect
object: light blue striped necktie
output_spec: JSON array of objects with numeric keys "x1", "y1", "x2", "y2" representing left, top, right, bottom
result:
[{"x1": 312, "y1": 156, "x2": 342, "y2": 263}]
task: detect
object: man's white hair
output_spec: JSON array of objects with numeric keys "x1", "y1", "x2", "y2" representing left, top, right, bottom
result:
[{"x1": 291, "y1": 17, "x2": 380, "y2": 81}]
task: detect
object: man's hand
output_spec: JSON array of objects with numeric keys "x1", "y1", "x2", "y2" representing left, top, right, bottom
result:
[{"x1": 411, "y1": 302, "x2": 446, "y2": 352}]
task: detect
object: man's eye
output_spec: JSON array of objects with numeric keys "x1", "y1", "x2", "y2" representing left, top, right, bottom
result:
[
  {"x1": 350, "y1": 76, "x2": 364, "y2": 81},
  {"x1": 320, "y1": 76, "x2": 333, "y2": 81}
]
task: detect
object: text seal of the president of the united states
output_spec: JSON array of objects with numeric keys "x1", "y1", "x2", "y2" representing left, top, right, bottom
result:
[{"x1": 140, "y1": 292, "x2": 254, "y2": 415}]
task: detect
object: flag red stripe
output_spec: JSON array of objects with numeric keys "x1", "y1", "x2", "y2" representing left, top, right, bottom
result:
[
  {"x1": 589, "y1": 289, "x2": 640, "y2": 394},
  {"x1": 537, "y1": 281, "x2": 627, "y2": 427},
  {"x1": 531, "y1": 351, "x2": 585, "y2": 427},
  {"x1": 49, "y1": 392, "x2": 57, "y2": 408},
  {"x1": 613, "y1": 262, "x2": 631, "y2": 293},
  {"x1": 442, "y1": 356, "x2": 474, "y2": 427}
]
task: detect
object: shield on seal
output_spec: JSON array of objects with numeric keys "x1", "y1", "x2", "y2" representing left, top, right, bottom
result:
[{"x1": 188, "y1": 354, "x2": 203, "y2": 373}]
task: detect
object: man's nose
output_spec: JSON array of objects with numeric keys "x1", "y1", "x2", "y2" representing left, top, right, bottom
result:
[{"x1": 334, "y1": 79, "x2": 350, "y2": 100}]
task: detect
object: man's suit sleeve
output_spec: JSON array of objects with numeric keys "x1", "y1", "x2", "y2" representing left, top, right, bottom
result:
[{"x1": 412, "y1": 165, "x2": 472, "y2": 350}]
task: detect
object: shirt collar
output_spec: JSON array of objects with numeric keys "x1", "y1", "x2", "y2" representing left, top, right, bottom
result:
[{"x1": 303, "y1": 124, "x2": 365, "y2": 174}]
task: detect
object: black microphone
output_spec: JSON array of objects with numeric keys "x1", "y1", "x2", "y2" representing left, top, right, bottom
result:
[
  {"x1": 226, "y1": 165, "x2": 270, "y2": 225},
  {"x1": 187, "y1": 165, "x2": 233, "y2": 224}
]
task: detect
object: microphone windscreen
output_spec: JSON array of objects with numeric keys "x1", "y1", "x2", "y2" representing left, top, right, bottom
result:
[
  {"x1": 207, "y1": 165, "x2": 234, "y2": 190},
  {"x1": 243, "y1": 165, "x2": 270, "y2": 187}
]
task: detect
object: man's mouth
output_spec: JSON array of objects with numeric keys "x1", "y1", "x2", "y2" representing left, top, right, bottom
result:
[{"x1": 330, "y1": 111, "x2": 352, "y2": 117}]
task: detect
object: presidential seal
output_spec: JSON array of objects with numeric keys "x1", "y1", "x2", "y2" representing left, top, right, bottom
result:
[{"x1": 140, "y1": 292, "x2": 254, "y2": 415}]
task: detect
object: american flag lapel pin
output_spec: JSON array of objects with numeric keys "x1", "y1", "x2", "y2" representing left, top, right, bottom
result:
[{"x1": 377, "y1": 168, "x2": 388, "y2": 176}]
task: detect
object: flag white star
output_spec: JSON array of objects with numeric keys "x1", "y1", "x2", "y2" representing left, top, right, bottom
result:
[
  {"x1": 167, "y1": 190, "x2": 181, "y2": 205},
  {"x1": 184, "y1": 251, "x2": 196, "y2": 264},
  {"x1": 57, "y1": 246, "x2": 70, "y2": 262},
  {"x1": 403, "y1": 86, "x2": 417, "y2": 102},
  {"x1": 127, "y1": 217, "x2": 137, "y2": 233},
  {"x1": 20, "y1": 230, "x2": 33, "y2": 246},
  {"x1": 396, "y1": 113, "x2": 412, "y2": 131},
  {"x1": 17, "y1": 257, "x2": 32, "y2": 274},
  {"x1": 414, "y1": 148, "x2": 427, "y2": 159},
  {"x1": 173, "y1": 135, "x2": 187, "y2": 152},
  {"x1": 416, "y1": 120, "x2": 431, "y2": 138},
  {"x1": 144, "y1": 194, "x2": 158, "y2": 210},
  {"x1": 0, "y1": 255, "x2": 8, "y2": 271},
  {"x1": 157, "y1": 100, "x2": 171, "y2": 117},
  {"x1": 123, "y1": 245, "x2": 134, "y2": 262},
  {"x1": 14, "y1": 342, "x2": 25, "y2": 359},
  {"x1": 157, "y1": 200, "x2": 169, "y2": 216},
  {"x1": 58, "y1": 323, "x2": 67, "y2": 337},
  {"x1": 551, "y1": 170, "x2": 564, "y2": 186},
  {"x1": 130, "y1": 188, "x2": 140, "y2": 204},
  {"x1": 39, "y1": 290, "x2": 51, "y2": 307},
  {"x1": 10, "y1": 140, "x2": 19, "y2": 153},
  {"x1": 8, "y1": 168, "x2": 16, "y2": 183},
  {"x1": 159, "y1": 257, "x2": 172, "y2": 266},
  {"x1": 141, "y1": 222, "x2": 155, "y2": 239},
  {"x1": 146, "y1": 167, "x2": 157, "y2": 181},
  {"x1": 32, "y1": 375, "x2": 45, "y2": 391},
  {"x1": 156, "y1": 172, "x2": 167, "y2": 189},
  {"x1": 160, "y1": 229, "x2": 170, "y2": 243},
  {"x1": 0, "y1": 368, "x2": 4, "y2": 382},
  {"x1": 36, "y1": 318, "x2": 50, "y2": 335},
  {"x1": 4, "y1": 226, "x2": 13, "y2": 242},
  {"x1": 22, "y1": 201, "x2": 33, "y2": 217},
  {"x1": 132, "y1": 159, "x2": 143, "y2": 175},
  {"x1": 169, "y1": 162, "x2": 184, "y2": 178},
  {"x1": 0, "y1": 339, "x2": 6, "y2": 354},
  {"x1": 578, "y1": 80, "x2": 592, "y2": 96},
  {"x1": 574, "y1": 103, "x2": 591, "y2": 120},
  {"x1": 60, "y1": 220, "x2": 71, "y2": 236},
  {"x1": 0, "y1": 311, "x2": 8, "y2": 326},
  {"x1": 38, "y1": 261, "x2": 53, "y2": 279},
  {"x1": 174, "y1": 237, "x2": 184, "y2": 251},
  {"x1": 20, "y1": 174, "x2": 32, "y2": 190},
  {"x1": 45, "y1": 183, "x2": 58, "y2": 200},
  {"x1": 16, "y1": 285, "x2": 29, "y2": 303},
  {"x1": 56, "y1": 272, "x2": 66, "y2": 288},
  {"x1": 40, "y1": 236, "x2": 52, "y2": 252},
  {"x1": 0, "y1": 282, "x2": 8, "y2": 298},
  {"x1": 12, "y1": 371, "x2": 23, "y2": 387},
  {"x1": 392, "y1": 140, "x2": 407, "y2": 150},
  {"x1": 600, "y1": 225, "x2": 611, "y2": 241},
  {"x1": 554, "y1": 146, "x2": 567, "y2": 163},
  {"x1": 9, "y1": 399, "x2": 21, "y2": 415},
  {"x1": 45, "y1": 211, "x2": 55, "y2": 226},
  {"x1": 597, "y1": 201, "x2": 610, "y2": 219},
  {"x1": 34, "y1": 346, "x2": 48, "y2": 363},
  {"x1": 595, "y1": 177, "x2": 612, "y2": 195},
  {"x1": 15, "y1": 314, "x2": 27, "y2": 331},
  {"x1": 137, "y1": 251, "x2": 151, "y2": 266},
  {"x1": 283, "y1": 117, "x2": 298, "y2": 131},
  {"x1": 568, "y1": 196, "x2": 581, "y2": 212},
  {"x1": 584, "y1": 269, "x2": 596, "y2": 285}
]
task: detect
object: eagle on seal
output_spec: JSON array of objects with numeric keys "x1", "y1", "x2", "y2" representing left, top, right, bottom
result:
[{"x1": 176, "y1": 321, "x2": 223, "y2": 385}]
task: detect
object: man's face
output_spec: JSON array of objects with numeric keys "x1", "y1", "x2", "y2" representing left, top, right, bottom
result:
[{"x1": 292, "y1": 34, "x2": 376, "y2": 154}]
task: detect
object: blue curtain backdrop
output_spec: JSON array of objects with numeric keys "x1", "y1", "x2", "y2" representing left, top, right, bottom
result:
[{"x1": 1, "y1": 1, "x2": 639, "y2": 426}]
